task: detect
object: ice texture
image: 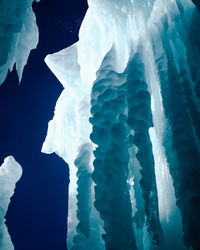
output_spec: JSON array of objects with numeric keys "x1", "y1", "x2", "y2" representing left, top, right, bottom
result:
[
  {"x1": 43, "y1": 0, "x2": 200, "y2": 249},
  {"x1": 0, "y1": 156, "x2": 22, "y2": 250},
  {"x1": 0, "y1": 0, "x2": 39, "y2": 85}
]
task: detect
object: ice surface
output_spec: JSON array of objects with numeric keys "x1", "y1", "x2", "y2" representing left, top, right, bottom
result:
[
  {"x1": 43, "y1": 0, "x2": 200, "y2": 249},
  {"x1": 0, "y1": 156, "x2": 22, "y2": 250},
  {"x1": 0, "y1": 0, "x2": 39, "y2": 85}
]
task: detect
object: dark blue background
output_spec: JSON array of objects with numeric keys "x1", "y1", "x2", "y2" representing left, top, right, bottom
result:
[{"x1": 0, "y1": 0, "x2": 88, "y2": 249}]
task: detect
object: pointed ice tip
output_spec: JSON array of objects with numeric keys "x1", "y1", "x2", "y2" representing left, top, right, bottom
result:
[
  {"x1": 18, "y1": 74, "x2": 22, "y2": 84},
  {"x1": 44, "y1": 54, "x2": 51, "y2": 66},
  {"x1": 44, "y1": 44, "x2": 81, "y2": 91}
]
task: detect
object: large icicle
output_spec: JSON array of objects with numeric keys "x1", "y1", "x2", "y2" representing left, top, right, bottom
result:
[
  {"x1": 0, "y1": 156, "x2": 22, "y2": 250},
  {"x1": 42, "y1": 44, "x2": 105, "y2": 249},
  {"x1": 126, "y1": 51, "x2": 163, "y2": 247},
  {"x1": 90, "y1": 50, "x2": 137, "y2": 250},
  {"x1": 0, "y1": 0, "x2": 39, "y2": 85}
]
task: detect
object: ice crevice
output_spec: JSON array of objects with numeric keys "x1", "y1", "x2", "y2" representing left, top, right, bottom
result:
[{"x1": 42, "y1": 0, "x2": 200, "y2": 249}]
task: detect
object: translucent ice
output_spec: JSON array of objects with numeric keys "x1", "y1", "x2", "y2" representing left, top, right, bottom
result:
[
  {"x1": 0, "y1": 0, "x2": 39, "y2": 85},
  {"x1": 43, "y1": 0, "x2": 200, "y2": 249}
]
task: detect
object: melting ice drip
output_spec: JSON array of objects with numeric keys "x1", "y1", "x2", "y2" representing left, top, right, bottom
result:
[
  {"x1": 0, "y1": 156, "x2": 22, "y2": 250},
  {"x1": 42, "y1": 0, "x2": 200, "y2": 249}
]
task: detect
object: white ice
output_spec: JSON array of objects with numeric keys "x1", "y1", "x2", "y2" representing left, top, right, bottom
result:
[{"x1": 0, "y1": 156, "x2": 22, "y2": 250}]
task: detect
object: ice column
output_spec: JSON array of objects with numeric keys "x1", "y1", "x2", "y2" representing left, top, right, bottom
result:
[{"x1": 0, "y1": 156, "x2": 22, "y2": 250}]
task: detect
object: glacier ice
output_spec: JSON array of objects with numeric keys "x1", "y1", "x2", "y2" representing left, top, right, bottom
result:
[
  {"x1": 0, "y1": 156, "x2": 22, "y2": 250},
  {"x1": 43, "y1": 0, "x2": 200, "y2": 249},
  {"x1": 0, "y1": 0, "x2": 39, "y2": 85}
]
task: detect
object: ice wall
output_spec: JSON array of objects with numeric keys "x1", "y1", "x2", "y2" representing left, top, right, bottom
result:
[
  {"x1": 43, "y1": 0, "x2": 200, "y2": 249},
  {"x1": 0, "y1": 156, "x2": 22, "y2": 250},
  {"x1": 0, "y1": 0, "x2": 39, "y2": 85}
]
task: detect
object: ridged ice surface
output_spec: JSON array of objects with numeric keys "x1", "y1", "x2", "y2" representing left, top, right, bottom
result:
[
  {"x1": 0, "y1": 0, "x2": 39, "y2": 85},
  {"x1": 43, "y1": 0, "x2": 200, "y2": 249},
  {"x1": 0, "y1": 156, "x2": 22, "y2": 250}
]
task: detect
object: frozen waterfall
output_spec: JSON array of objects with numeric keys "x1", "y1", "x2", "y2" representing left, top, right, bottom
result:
[{"x1": 43, "y1": 0, "x2": 200, "y2": 249}]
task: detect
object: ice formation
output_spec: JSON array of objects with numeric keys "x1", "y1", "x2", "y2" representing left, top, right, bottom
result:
[
  {"x1": 0, "y1": 0, "x2": 39, "y2": 85},
  {"x1": 0, "y1": 156, "x2": 22, "y2": 250},
  {"x1": 43, "y1": 0, "x2": 200, "y2": 249}
]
